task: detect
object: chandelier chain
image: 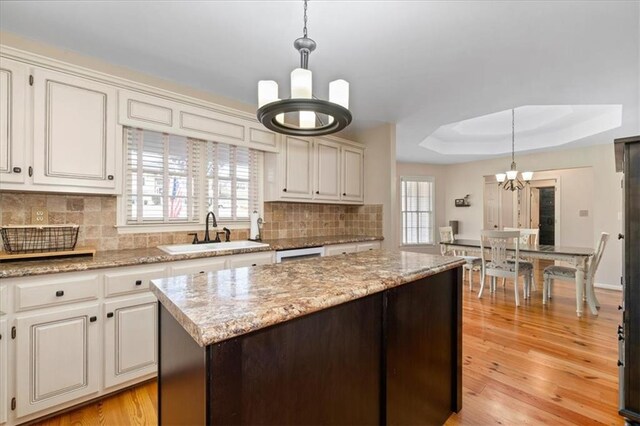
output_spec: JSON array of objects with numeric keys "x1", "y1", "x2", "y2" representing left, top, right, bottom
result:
[
  {"x1": 303, "y1": 0, "x2": 308, "y2": 38},
  {"x1": 512, "y1": 108, "x2": 515, "y2": 164}
]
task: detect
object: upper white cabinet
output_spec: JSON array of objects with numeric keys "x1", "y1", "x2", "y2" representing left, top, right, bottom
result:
[
  {"x1": 32, "y1": 68, "x2": 118, "y2": 191},
  {"x1": 341, "y1": 146, "x2": 364, "y2": 202},
  {"x1": 265, "y1": 135, "x2": 364, "y2": 205},
  {"x1": 118, "y1": 89, "x2": 279, "y2": 152},
  {"x1": 0, "y1": 57, "x2": 27, "y2": 184}
]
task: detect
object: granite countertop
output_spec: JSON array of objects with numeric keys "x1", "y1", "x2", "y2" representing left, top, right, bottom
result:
[
  {"x1": 150, "y1": 250, "x2": 465, "y2": 347},
  {"x1": 0, "y1": 235, "x2": 383, "y2": 279}
]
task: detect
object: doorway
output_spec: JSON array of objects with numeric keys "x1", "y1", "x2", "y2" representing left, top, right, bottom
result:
[{"x1": 532, "y1": 186, "x2": 555, "y2": 245}]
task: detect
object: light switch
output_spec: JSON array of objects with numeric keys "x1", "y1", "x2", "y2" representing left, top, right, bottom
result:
[{"x1": 31, "y1": 207, "x2": 49, "y2": 224}]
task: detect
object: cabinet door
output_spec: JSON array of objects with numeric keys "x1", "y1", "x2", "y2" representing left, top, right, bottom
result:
[
  {"x1": 0, "y1": 318, "x2": 6, "y2": 424},
  {"x1": 314, "y1": 138, "x2": 341, "y2": 201},
  {"x1": 0, "y1": 57, "x2": 27, "y2": 184},
  {"x1": 15, "y1": 304, "x2": 100, "y2": 417},
  {"x1": 32, "y1": 67, "x2": 118, "y2": 191},
  {"x1": 341, "y1": 146, "x2": 364, "y2": 202},
  {"x1": 104, "y1": 294, "x2": 157, "y2": 388},
  {"x1": 168, "y1": 257, "x2": 227, "y2": 276},
  {"x1": 281, "y1": 136, "x2": 313, "y2": 199}
]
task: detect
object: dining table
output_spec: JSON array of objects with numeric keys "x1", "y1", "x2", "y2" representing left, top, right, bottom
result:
[{"x1": 441, "y1": 239, "x2": 598, "y2": 316}]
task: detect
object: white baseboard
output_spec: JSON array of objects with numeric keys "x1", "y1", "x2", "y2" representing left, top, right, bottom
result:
[{"x1": 594, "y1": 283, "x2": 622, "y2": 291}]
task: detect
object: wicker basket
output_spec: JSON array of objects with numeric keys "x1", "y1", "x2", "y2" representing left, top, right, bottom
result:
[{"x1": 0, "y1": 225, "x2": 80, "y2": 254}]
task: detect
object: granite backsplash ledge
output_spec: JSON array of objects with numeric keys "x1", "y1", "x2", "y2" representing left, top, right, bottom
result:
[{"x1": 0, "y1": 192, "x2": 383, "y2": 252}]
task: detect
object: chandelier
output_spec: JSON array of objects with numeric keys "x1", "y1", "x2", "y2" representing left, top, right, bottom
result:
[
  {"x1": 256, "y1": 0, "x2": 352, "y2": 137},
  {"x1": 496, "y1": 109, "x2": 533, "y2": 191}
]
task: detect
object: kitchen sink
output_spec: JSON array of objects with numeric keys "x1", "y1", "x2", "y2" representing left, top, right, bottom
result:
[{"x1": 157, "y1": 240, "x2": 270, "y2": 255}]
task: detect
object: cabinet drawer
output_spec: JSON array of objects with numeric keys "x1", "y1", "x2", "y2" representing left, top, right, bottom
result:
[
  {"x1": 15, "y1": 274, "x2": 100, "y2": 312},
  {"x1": 357, "y1": 241, "x2": 381, "y2": 252},
  {"x1": 104, "y1": 265, "x2": 167, "y2": 297},
  {"x1": 324, "y1": 243, "x2": 358, "y2": 256},
  {"x1": 226, "y1": 252, "x2": 275, "y2": 269},
  {"x1": 169, "y1": 257, "x2": 227, "y2": 277}
]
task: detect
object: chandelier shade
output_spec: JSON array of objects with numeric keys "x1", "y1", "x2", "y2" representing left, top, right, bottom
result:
[
  {"x1": 496, "y1": 109, "x2": 533, "y2": 191},
  {"x1": 256, "y1": 0, "x2": 352, "y2": 137}
]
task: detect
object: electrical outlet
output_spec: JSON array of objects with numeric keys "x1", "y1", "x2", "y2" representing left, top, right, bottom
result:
[{"x1": 31, "y1": 207, "x2": 49, "y2": 224}]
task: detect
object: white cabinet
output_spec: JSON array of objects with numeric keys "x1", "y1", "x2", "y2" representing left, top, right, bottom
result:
[
  {"x1": 314, "y1": 139, "x2": 341, "y2": 201},
  {"x1": 103, "y1": 264, "x2": 167, "y2": 298},
  {"x1": 14, "y1": 273, "x2": 100, "y2": 312},
  {"x1": 281, "y1": 136, "x2": 314, "y2": 200},
  {"x1": 168, "y1": 257, "x2": 228, "y2": 276},
  {"x1": 0, "y1": 318, "x2": 6, "y2": 425},
  {"x1": 341, "y1": 146, "x2": 364, "y2": 202},
  {"x1": 226, "y1": 251, "x2": 275, "y2": 268},
  {"x1": 324, "y1": 243, "x2": 358, "y2": 256},
  {"x1": 32, "y1": 67, "x2": 118, "y2": 191},
  {"x1": 15, "y1": 304, "x2": 100, "y2": 417},
  {"x1": 0, "y1": 57, "x2": 27, "y2": 185},
  {"x1": 103, "y1": 294, "x2": 157, "y2": 388},
  {"x1": 356, "y1": 241, "x2": 381, "y2": 252}
]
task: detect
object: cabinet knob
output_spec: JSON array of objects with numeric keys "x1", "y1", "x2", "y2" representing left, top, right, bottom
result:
[
  {"x1": 89, "y1": 316, "x2": 97, "y2": 323},
  {"x1": 315, "y1": 191, "x2": 319, "y2": 194},
  {"x1": 107, "y1": 312, "x2": 114, "y2": 318},
  {"x1": 343, "y1": 193, "x2": 346, "y2": 196},
  {"x1": 135, "y1": 279, "x2": 142, "y2": 286},
  {"x1": 12, "y1": 167, "x2": 21, "y2": 173},
  {"x1": 55, "y1": 290, "x2": 64, "y2": 297},
  {"x1": 618, "y1": 305, "x2": 623, "y2": 310},
  {"x1": 618, "y1": 233, "x2": 624, "y2": 240},
  {"x1": 283, "y1": 188, "x2": 287, "y2": 192},
  {"x1": 618, "y1": 360, "x2": 624, "y2": 367},
  {"x1": 107, "y1": 175, "x2": 114, "y2": 181},
  {"x1": 28, "y1": 166, "x2": 33, "y2": 177},
  {"x1": 251, "y1": 263, "x2": 257, "y2": 267}
]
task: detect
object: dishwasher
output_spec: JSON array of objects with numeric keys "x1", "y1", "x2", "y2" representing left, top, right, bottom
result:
[{"x1": 275, "y1": 246, "x2": 325, "y2": 263}]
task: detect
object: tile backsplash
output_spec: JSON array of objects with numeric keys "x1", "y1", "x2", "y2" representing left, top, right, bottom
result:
[{"x1": 0, "y1": 192, "x2": 382, "y2": 252}]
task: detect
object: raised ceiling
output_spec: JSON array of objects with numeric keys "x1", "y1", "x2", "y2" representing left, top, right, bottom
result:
[{"x1": 1, "y1": 1, "x2": 638, "y2": 164}]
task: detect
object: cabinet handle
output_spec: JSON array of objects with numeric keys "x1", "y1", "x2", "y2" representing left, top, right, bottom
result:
[
  {"x1": 108, "y1": 175, "x2": 114, "y2": 180},
  {"x1": 28, "y1": 166, "x2": 33, "y2": 177},
  {"x1": 135, "y1": 279, "x2": 142, "y2": 286},
  {"x1": 315, "y1": 191, "x2": 319, "y2": 194},
  {"x1": 12, "y1": 167, "x2": 21, "y2": 174},
  {"x1": 107, "y1": 312, "x2": 114, "y2": 318},
  {"x1": 343, "y1": 193, "x2": 346, "y2": 196},
  {"x1": 89, "y1": 316, "x2": 97, "y2": 323},
  {"x1": 618, "y1": 305, "x2": 623, "y2": 310},
  {"x1": 251, "y1": 263, "x2": 257, "y2": 267},
  {"x1": 618, "y1": 360, "x2": 624, "y2": 367},
  {"x1": 618, "y1": 233, "x2": 624, "y2": 240},
  {"x1": 55, "y1": 290, "x2": 64, "y2": 297},
  {"x1": 283, "y1": 188, "x2": 287, "y2": 192}
]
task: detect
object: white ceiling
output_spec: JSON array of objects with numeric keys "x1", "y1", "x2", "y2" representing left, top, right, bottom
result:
[{"x1": 1, "y1": 1, "x2": 638, "y2": 164}]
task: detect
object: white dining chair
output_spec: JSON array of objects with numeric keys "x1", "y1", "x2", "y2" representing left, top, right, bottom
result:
[
  {"x1": 543, "y1": 232, "x2": 609, "y2": 316},
  {"x1": 478, "y1": 230, "x2": 533, "y2": 306},
  {"x1": 503, "y1": 227, "x2": 539, "y2": 290},
  {"x1": 439, "y1": 226, "x2": 482, "y2": 291}
]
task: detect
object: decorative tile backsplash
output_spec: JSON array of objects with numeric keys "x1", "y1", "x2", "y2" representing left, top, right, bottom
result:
[{"x1": 0, "y1": 192, "x2": 382, "y2": 252}]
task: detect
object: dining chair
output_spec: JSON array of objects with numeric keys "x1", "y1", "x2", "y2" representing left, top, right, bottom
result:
[
  {"x1": 503, "y1": 227, "x2": 539, "y2": 291},
  {"x1": 478, "y1": 230, "x2": 533, "y2": 306},
  {"x1": 543, "y1": 232, "x2": 609, "y2": 316},
  {"x1": 439, "y1": 226, "x2": 482, "y2": 291}
]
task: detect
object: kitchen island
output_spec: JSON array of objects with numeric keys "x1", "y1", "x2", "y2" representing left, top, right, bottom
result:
[{"x1": 150, "y1": 250, "x2": 465, "y2": 425}]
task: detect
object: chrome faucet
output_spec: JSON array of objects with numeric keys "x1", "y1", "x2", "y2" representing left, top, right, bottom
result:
[{"x1": 204, "y1": 211, "x2": 217, "y2": 243}]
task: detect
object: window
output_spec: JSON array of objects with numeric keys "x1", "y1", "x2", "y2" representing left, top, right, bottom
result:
[
  {"x1": 126, "y1": 127, "x2": 259, "y2": 225},
  {"x1": 401, "y1": 176, "x2": 434, "y2": 245}
]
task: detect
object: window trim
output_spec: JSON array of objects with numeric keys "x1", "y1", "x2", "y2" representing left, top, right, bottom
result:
[
  {"x1": 399, "y1": 175, "x2": 435, "y2": 247},
  {"x1": 116, "y1": 129, "x2": 264, "y2": 233}
]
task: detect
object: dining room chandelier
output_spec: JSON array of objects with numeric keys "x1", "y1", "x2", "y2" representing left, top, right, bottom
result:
[
  {"x1": 496, "y1": 109, "x2": 533, "y2": 191},
  {"x1": 256, "y1": 0, "x2": 352, "y2": 137}
]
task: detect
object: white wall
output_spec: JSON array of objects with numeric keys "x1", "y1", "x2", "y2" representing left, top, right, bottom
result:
[{"x1": 356, "y1": 123, "x2": 397, "y2": 250}]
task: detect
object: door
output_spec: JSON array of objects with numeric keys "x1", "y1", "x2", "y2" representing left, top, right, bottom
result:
[
  {"x1": 281, "y1": 136, "x2": 313, "y2": 199},
  {"x1": 0, "y1": 318, "x2": 6, "y2": 424},
  {"x1": 341, "y1": 146, "x2": 364, "y2": 202},
  {"x1": 538, "y1": 186, "x2": 555, "y2": 245},
  {"x1": 484, "y1": 182, "x2": 500, "y2": 229},
  {"x1": 32, "y1": 67, "x2": 118, "y2": 190},
  {"x1": 104, "y1": 294, "x2": 157, "y2": 388},
  {"x1": 530, "y1": 188, "x2": 541, "y2": 229},
  {"x1": 15, "y1": 304, "x2": 100, "y2": 417},
  {"x1": 314, "y1": 138, "x2": 341, "y2": 201},
  {"x1": 0, "y1": 57, "x2": 28, "y2": 184}
]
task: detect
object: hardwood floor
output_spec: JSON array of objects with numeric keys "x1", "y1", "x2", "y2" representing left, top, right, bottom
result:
[{"x1": 36, "y1": 261, "x2": 622, "y2": 425}]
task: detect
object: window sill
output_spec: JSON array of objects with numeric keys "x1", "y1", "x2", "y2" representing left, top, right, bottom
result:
[{"x1": 115, "y1": 221, "x2": 250, "y2": 234}]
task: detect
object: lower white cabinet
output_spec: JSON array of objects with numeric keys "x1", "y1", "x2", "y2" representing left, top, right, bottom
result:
[
  {"x1": 103, "y1": 294, "x2": 157, "y2": 388},
  {"x1": 325, "y1": 243, "x2": 358, "y2": 256},
  {"x1": 168, "y1": 257, "x2": 228, "y2": 276},
  {"x1": 0, "y1": 318, "x2": 7, "y2": 425},
  {"x1": 226, "y1": 252, "x2": 275, "y2": 268},
  {"x1": 356, "y1": 241, "x2": 381, "y2": 252},
  {"x1": 15, "y1": 304, "x2": 100, "y2": 417}
]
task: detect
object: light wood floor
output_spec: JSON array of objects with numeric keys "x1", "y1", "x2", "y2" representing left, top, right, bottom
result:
[{"x1": 37, "y1": 261, "x2": 623, "y2": 426}]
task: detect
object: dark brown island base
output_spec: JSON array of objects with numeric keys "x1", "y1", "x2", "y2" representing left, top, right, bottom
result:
[{"x1": 150, "y1": 250, "x2": 465, "y2": 425}]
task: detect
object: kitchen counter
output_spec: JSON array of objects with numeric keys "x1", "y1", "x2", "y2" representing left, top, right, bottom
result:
[
  {"x1": 151, "y1": 250, "x2": 463, "y2": 347},
  {"x1": 155, "y1": 249, "x2": 464, "y2": 425},
  {"x1": 0, "y1": 234, "x2": 383, "y2": 279}
]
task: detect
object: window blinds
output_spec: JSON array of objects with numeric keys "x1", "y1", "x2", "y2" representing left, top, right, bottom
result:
[
  {"x1": 401, "y1": 177, "x2": 434, "y2": 245},
  {"x1": 125, "y1": 127, "x2": 259, "y2": 224}
]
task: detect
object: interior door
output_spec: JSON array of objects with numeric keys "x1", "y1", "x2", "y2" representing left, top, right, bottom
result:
[
  {"x1": 16, "y1": 304, "x2": 100, "y2": 417},
  {"x1": 538, "y1": 186, "x2": 556, "y2": 245},
  {"x1": 484, "y1": 182, "x2": 500, "y2": 229}
]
